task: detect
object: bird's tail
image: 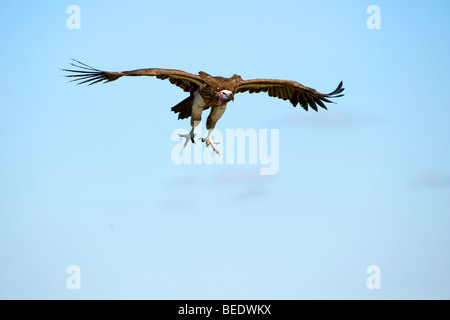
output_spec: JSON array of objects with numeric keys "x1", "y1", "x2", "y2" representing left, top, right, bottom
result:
[{"x1": 171, "y1": 95, "x2": 193, "y2": 120}]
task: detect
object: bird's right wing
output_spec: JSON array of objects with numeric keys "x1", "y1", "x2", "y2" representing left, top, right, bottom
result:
[{"x1": 63, "y1": 59, "x2": 206, "y2": 93}]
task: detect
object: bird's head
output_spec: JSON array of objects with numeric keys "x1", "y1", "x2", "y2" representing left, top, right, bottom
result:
[{"x1": 218, "y1": 90, "x2": 234, "y2": 106}]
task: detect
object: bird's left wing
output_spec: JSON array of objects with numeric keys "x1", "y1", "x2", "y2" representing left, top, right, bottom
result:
[
  {"x1": 236, "y1": 79, "x2": 344, "y2": 111},
  {"x1": 63, "y1": 59, "x2": 206, "y2": 92}
]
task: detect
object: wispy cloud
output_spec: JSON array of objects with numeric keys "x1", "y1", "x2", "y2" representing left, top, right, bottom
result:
[
  {"x1": 216, "y1": 168, "x2": 277, "y2": 202},
  {"x1": 216, "y1": 168, "x2": 275, "y2": 183},
  {"x1": 233, "y1": 186, "x2": 272, "y2": 202},
  {"x1": 413, "y1": 172, "x2": 450, "y2": 187},
  {"x1": 162, "y1": 169, "x2": 277, "y2": 204},
  {"x1": 281, "y1": 109, "x2": 381, "y2": 128}
]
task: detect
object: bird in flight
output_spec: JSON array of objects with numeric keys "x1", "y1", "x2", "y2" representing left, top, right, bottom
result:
[{"x1": 64, "y1": 59, "x2": 344, "y2": 155}]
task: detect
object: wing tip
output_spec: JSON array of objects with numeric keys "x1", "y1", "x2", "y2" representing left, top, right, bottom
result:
[
  {"x1": 328, "y1": 81, "x2": 345, "y2": 97},
  {"x1": 62, "y1": 59, "x2": 113, "y2": 85}
]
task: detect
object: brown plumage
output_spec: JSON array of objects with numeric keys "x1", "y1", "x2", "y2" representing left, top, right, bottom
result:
[{"x1": 63, "y1": 59, "x2": 345, "y2": 154}]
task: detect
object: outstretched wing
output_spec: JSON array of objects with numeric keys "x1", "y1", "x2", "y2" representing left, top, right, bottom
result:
[
  {"x1": 63, "y1": 59, "x2": 206, "y2": 92},
  {"x1": 236, "y1": 79, "x2": 344, "y2": 111}
]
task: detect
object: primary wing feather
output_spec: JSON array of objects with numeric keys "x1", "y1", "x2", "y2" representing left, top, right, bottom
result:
[
  {"x1": 236, "y1": 79, "x2": 344, "y2": 111},
  {"x1": 63, "y1": 59, "x2": 205, "y2": 92}
]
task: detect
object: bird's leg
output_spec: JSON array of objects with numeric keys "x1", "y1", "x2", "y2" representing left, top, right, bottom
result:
[
  {"x1": 179, "y1": 120, "x2": 201, "y2": 148},
  {"x1": 200, "y1": 129, "x2": 220, "y2": 155},
  {"x1": 178, "y1": 127, "x2": 196, "y2": 148}
]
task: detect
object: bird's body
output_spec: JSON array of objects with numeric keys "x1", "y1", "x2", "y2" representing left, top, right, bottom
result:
[{"x1": 64, "y1": 60, "x2": 345, "y2": 154}]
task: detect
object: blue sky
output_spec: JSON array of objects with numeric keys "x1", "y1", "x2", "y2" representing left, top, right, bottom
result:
[{"x1": 1, "y1": 0, "x2": 449, "y2": 299}]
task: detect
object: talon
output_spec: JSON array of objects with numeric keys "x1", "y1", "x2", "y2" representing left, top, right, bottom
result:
[
  {"x1": 212, "y1": 145, "x2": 220, "y2": 155},
  {"x1": 179, "y1": 132, "x2": 196, "y2": 148},
  {"x1": 200, "y1": 138, "x2": 220, "y2": 155}
]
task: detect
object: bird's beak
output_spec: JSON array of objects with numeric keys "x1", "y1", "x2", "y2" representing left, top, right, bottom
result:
[{"x1": 229, "y1": 93, "x2": 235, "y2": 101}]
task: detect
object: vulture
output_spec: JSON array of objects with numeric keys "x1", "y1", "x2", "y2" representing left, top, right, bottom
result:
[{"x1": 63, "y1": 59, "x2": 344, "y2": 155}]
